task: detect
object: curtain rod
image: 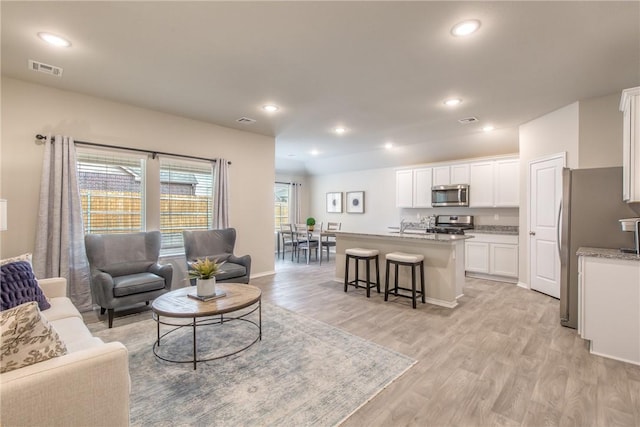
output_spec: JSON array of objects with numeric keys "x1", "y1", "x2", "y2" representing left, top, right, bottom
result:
[
  {"x1": 275, "y1": 181, "x2": 302, "y2": 185},
  {"x1": 35, "y1": 134, "x2": 231, "y2": 165}
]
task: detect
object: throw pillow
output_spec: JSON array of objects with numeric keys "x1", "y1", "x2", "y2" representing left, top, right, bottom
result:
[
  {"x1": 0, "y1": 253, "x2": 32, "y2": 267},
  {"x1": 0, "y1": 301, "x2": 67, "y2": 374},
  {"x1": 0, "y1": 261, "x2": 51, "y2": 311}
]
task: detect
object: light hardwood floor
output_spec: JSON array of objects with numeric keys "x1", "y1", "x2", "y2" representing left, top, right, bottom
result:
[{"x1": 86, "y1": 255, "x2": 640, "y2": 426}]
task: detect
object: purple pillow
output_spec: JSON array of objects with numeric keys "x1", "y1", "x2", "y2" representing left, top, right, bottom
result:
[{"x1": 0, "y1": 261, "x2": 51, "y2": 311}]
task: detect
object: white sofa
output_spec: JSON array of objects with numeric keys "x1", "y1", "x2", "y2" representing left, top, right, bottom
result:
[{"x1": 0, "y1": 278, "x2": 130, "y2": 427}]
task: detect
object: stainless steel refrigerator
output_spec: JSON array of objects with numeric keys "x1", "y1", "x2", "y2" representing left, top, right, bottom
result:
[{"x1": 560, "y1": 167, "x2": 638, "y2": 329}]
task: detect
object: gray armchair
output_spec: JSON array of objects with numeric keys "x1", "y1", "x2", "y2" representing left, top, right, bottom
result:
[
  {"x1": 183, "y1": 228, "x2": 251, "y2": 284},
  {"x1": 85, "y1": 231, "x2": 173, "y2": 328}
]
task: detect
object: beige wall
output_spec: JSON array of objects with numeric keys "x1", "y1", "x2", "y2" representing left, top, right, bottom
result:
[
  {"x1": 578, "y1": 93, "x2": 623, "y2": 168},
  {"x1": 518, "y1": 93, "x2": 624, "y2": 287},
  {"x1": 0, "y1": 77, "x2": 276, "y2": 277}
]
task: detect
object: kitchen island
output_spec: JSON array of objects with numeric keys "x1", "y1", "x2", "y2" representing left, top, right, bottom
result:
[{"x1": 333, "y1": 230, "x2": 473, "y2": 308}]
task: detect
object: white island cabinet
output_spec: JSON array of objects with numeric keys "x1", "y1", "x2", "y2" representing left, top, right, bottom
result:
[{"x1": 578, "y1": 248, "x2": 640, "y2": 365}]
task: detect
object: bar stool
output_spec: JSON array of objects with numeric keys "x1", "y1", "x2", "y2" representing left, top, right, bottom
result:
[
  {"x1": 385, "y1": 252, "x2": 425, "y2": 309},
  {"x1": 344, "y1": 248, "x2": 380, "y2": 297}
]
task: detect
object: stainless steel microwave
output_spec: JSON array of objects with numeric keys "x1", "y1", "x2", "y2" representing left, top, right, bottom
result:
[{"x1": 431, "y1": 184, "x2": 469, "y2": 207}]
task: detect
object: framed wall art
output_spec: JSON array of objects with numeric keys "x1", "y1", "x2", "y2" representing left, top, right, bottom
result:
[
  {"x1": 326, "y1": 192, "x2": 343, "y2": 213},
  {"x1": 346, "y1": 191, "x2": 365, "y2": 214}
]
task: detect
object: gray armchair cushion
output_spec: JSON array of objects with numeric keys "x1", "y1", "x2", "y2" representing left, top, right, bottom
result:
[
  {"x1": 183, "y1": 228, "x2": 251, "y2": 284},
  {"x1": 113, "y1": 272, "x2": 166, "y2": 297}
]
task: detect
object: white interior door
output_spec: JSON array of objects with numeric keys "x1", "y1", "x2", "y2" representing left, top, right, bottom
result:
[{"x1": 529, "y1": 155, "x2": 564, "y2": 298}]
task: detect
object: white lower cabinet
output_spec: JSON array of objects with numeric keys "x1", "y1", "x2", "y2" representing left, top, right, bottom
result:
[
  {"x1": 579, "y1": 255, "x2": 640, "y2": 365},
  {"x1": 465, "y1": 233, "x2": 518, "y2": 282}
]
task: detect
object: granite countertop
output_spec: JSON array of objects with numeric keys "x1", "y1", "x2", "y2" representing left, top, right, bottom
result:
[
  {"x1": 469, "y1": 225, "x2": 519, "y2": 235},
  {"x1": 577, "y1": 247, "x2": 640, "y2": 262},
  {"x1": 335, "y1": 230, "x2": 473, "y2": 243}
]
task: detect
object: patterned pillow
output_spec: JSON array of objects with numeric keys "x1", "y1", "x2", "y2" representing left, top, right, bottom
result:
[
  {"x1": 0, "y1": 261, "x2": 51, "y2": 311},
  {"x1": 0, "y1": 253, "x2": 32, "y2": 267},
  {"x1": 0, "y1": 301, "x2": 67, "y2": 374}
]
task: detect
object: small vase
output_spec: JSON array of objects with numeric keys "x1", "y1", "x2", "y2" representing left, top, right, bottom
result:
[{"x1": 196, "y1": 277, "x2": 216, "y2": 297}]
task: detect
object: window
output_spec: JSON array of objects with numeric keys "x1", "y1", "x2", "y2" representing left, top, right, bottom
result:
[
  {"x1": 77, "y1": 148, "x2": 214, "y2": 255},
  {"x1": 159, "y1": 158, "x2": 213, "y2": 251},
  {"x1": 274, "y1": 183, "x2": 289, "y2": 230},
  {"x1": 77, "y1": 150, "x2": 145, "y2": 234}
]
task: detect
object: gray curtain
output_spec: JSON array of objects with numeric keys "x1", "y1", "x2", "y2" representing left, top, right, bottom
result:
[
  {"x1": 34, "y1": 135, "x2": 91, "y2": 310},
  {"x1": 213, "y1": 158, "x2": 229, "y2": 228},
  {"x1": 289, "y1": 182, "x2": 302, "y2": 224}
]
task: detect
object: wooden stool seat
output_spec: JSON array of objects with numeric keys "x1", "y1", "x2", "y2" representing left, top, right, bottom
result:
[
  {"x1": 344, "y1": 248, "x2": 380, "y2": 298},
  {"x1": 384, "y1": 251, "x2": 425, "y2": 309}
]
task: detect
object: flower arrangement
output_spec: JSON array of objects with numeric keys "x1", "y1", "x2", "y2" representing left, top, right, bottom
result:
[{"x1": 188, "y1": 258, "x2": 225, "y2": 280}]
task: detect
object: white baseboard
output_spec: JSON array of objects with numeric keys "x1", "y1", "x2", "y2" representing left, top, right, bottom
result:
[
  {"x1": 250, "y1": 270, "x2": 275, "y2": 279},
  {"x1": 517, "y1": 281, "x2": 530, "y2": 290}
]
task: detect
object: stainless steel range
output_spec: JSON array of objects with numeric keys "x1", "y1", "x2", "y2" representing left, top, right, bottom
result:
[{"x1": 426, "y1": 215, "x2": 474, "y2": 235}]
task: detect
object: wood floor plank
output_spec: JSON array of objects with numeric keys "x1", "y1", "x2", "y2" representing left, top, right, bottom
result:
[{"x1": 82, "y1": 257, "x2": 640, "y2": 426}]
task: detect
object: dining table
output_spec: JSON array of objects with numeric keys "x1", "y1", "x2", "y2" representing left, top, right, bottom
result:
[{"x1": 276, "y1": 229, "x2": 336, "y2": 265}]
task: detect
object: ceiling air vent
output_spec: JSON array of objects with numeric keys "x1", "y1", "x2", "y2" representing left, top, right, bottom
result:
[
  {"x1": 236, "y1": 117, "x2": 256, "y2": 124},
  {"x1": 28, "y1": 60, "x2": 63, "y2": 77},
  {"x1": 457, "y1": 117, "x2": 478, "y2": 124}
]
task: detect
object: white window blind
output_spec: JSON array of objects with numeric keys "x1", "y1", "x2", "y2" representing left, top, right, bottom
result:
[
  {"x1": 159, "y1": 158, "x2": 213, "y2": 252},
  {"x1": 274, "y1": 183, "x2": 290, "y2": 230},
  {"x1": 77, "y1": 150, "x2": 146, "y2": 234}
]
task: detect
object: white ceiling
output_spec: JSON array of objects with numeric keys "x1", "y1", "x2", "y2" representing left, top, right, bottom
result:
[{"x1": 2, "y1": 2, "x2": 639, "y2": 175}]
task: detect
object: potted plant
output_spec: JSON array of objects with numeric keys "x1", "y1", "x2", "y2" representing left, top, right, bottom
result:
[
  {"x1": 188, "y1": 258, "x2": 225, "y2": 297},
  {"x1": 306, "y1": 217, "x2": 316, "y2": 231}
]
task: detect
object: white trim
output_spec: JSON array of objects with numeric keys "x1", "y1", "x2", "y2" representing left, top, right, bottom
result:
[
  {"x1": 517, "y1": 281, "x2": 530, "y2": 290},
  {"x1": 465, "y1": 271, "x2": 517, "y2": 284},
  {"x1": 424, "y1": 297, "x2": 458, "y2": 309},
  {"x1": 251, "y1": 270, "x2": 275, "y2": 279}
]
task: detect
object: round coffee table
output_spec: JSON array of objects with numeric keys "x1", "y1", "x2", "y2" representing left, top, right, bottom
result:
[{"x1": 151, "y1": 283, "x2": 261, "y2": 369}]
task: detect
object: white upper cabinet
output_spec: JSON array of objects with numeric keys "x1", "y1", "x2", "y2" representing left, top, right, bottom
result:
[
  {"x1": 433, "y1": 164, "x2": 470, "y2": 186},
  {"x1": 396, "y1": 169, "x2": 414, "y2": 207},
  {"x1": 620, "y1": 87, "x2": 640, "y2": 203},
  {"x1": 469, "y1": 161, "x2": 495, "y2": 207},
  {"x1": 469, "y1": 158, "x2": 519, "y2": 207},
  {"x1": 396, "y1": 156, "x2": 518, "y2": 209},
  {"x1": 494, "y1": 159, "x2": 520, "y2": 207},
  {"x1": 413, "y1": 167, "x2": 433, "y2": 208},
  {"x1": 432, "y1": 166, "x2": 451, "y2": 186},
  {"x1": 450, "y1": 164, "x2": 470, "y2": 184}
]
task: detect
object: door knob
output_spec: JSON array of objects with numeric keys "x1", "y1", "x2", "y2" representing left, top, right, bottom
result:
[{"x1": 529, "y1": 231, "x2": 536, "y2": 236}]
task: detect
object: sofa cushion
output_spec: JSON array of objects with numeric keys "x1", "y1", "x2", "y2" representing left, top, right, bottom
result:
[
  {"x1": 0, "y1": 302, "x2": 67, "y2": 373},
  {"x1": 40, "y1": 297, "x2": 82, "y2": 322},
  {"x1": 0, "y1": 261, "x2": 50, "y2": 311},
  {"x1": 215, "y1": 262, "x2": 247, "y2": 281},
  {"x1": 49, "y1": 317, "x2": 97, "y2": 352},
  {"x1": 113, "y1": 272, "x2": 166, "y2": 297}
]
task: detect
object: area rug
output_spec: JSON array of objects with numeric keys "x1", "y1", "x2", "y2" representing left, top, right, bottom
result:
[{"x1": 90, "y1": 303, "x2": 416, "y2": 426}]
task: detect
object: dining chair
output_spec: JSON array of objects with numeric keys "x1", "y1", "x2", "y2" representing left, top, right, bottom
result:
[
  {"x1": 280, "y1": 223, "x2": 297, "y2": 261},
  {"x1": 320, "y1": 222, "x2": 341, "y2": 264},
  {"x1": 294, "y1": 223, "x2": 319, "y2": 264}
]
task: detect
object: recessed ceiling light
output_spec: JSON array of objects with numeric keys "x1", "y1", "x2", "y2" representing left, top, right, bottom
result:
[
  {"x1": 384, "y1": 142, "x2": 394, "y2": 149},
  {"x1": 334, "y1": 127, "x2": 347, "y2": 134},
  {"x1": 482, "y1": 125, "x2": 495, "y2": 132},
  {"x1": 262, "y1": 104, "x2": 279, "y2": 112},
  {"x1": 451, "y1": 20, "x2": 481, "y2": 37},
  {"x1": 311, "y1": 149, "x2": 320, "y2": 156},
  {"x1": 443, "y1": 98, "x2": 462, "y2": 107},
  {"x1": 37, "y1": 32, "x2": 71, "y2": 47}
]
